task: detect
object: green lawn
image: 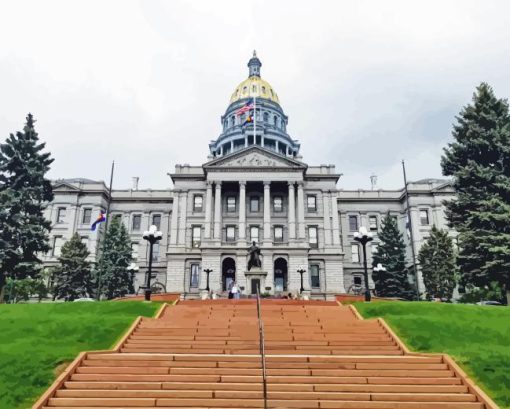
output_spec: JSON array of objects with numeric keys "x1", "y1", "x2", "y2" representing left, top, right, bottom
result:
[
  {"x1": 0, "y1": 301, "x2": 161, "y2": 409},
  {"x1": 354, "y1": 301, "x2": 510, "y2": 409}
]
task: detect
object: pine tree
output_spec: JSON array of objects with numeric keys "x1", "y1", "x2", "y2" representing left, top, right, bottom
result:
[
  {"x1": 53, "y1": 233, "x2": 93, "y2": 301},
  {"x1": 441, "y1": 83, "x2": 510, "y2": 304},
  {"x1": 418, "y1": 226, "x2": 457, "y2": 301},
  {"x1": 0, "y1": 114, "x2": 54, "y2": 302},
  {"x1": 96, "y1": 217, "x2": 133, "y2": 299},
  {"x1": 372, "y1": 213, "x2": 414, "y2": 299}
]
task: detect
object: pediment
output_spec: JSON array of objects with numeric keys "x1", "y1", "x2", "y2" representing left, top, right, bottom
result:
[
  {"x1": 53, "y1": 182, "x2": 81, "y2": 192},
  {"x1": 431, "y1": 181, "x2": 454, "y2": 193},
  {"x1": 204, "y1": 146, "x2": 306, "y2": 170}
]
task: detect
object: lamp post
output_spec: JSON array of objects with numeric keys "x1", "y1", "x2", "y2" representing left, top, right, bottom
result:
[
  {"x1": 354, "y1": 226, "x2": 373, "y2": 302},
  {"x1": 297, "y1": 267, "x2": 306, "y2": 294},
  {"x1": 127, "y1": 263, "x2": 139, "y2": 294},
  {"x1": 203, "y1": 268, "x2": 213, "y2": 292},
  {"x1": 142, "y1": 225, "x2": 163, "y2": 301}
]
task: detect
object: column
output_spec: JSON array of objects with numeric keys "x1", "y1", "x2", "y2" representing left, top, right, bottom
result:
[
  {"x1": 331, "y1": 192, "x2": 341, "y2": 246},
  {"x1": 177, "y1": 192, "x2": 188, "y2": 246},
  {"x1": 239, "y1": 181, "x2": 246, "y2": 241},
  {"x1": 213, "y1": 182, "x2": 222, "y2": 239},
  {"x1": 204, "y1": 181, "x2": 213, "y2": 239},
  {"x1": 297, "y1": 181, "x2": 305, "y2": 238},
  {"x1": 245, "y1": 136, "x2": 248, "y2": 147},
  {"x1": 288, "y1": 182, "x2": 296, "y2": 239},
  {"x1": 263, "y1": 181, "x2": 271, "y2": 240},
  {"x1": 169, "y1": 191, "x2": 179, "y2": 245},
  {"x1": 230, "y1": 140, "x2": 233, "y2": 152},
  {"x1": 323, "y1": 191, "x2": 332, "y2": 246}
]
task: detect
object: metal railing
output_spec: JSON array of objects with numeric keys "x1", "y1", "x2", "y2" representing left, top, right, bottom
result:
[{"x1": 256, "y1": 287, "x2": 268, "y2": 409}]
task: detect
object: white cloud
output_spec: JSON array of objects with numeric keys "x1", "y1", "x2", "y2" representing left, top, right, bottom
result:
[{"x1": 1, "y1": 0, "x2": 510, "y2": 189}]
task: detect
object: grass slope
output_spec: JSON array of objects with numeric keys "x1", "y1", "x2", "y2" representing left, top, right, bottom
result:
[
  {"x1": 0, "y1": 301, "x2": 160, "y2": 409},
  {"x1": 354, "y1": 301, "x2": 510, "y2": 408}
]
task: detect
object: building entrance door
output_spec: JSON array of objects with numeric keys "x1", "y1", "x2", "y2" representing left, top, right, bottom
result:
[
  {"x1": 251, "y1": 279, "x2": 260, "y2": 295},
  {"x1": 274, "y1": 258, "x2": 288, "y2": 292},
  {"x1": 222, "y1": 257, "x2": 236, "y2": 291}
]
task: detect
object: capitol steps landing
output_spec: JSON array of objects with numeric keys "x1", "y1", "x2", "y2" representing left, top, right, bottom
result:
[{"x1": 36, "y1": 300, "x2": 495, "y2": 409}]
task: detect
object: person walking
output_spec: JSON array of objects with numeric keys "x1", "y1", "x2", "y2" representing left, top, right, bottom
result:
[{"x1": 231, "y1": 282, "x2": 240, "y2": 299}]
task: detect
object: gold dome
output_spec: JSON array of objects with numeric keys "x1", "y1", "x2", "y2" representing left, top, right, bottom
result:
[{"x1": 229, "y1": 76, "x2": 280, "y2": 104}]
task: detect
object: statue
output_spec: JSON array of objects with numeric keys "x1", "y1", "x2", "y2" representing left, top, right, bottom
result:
[{"x1": 247, "y1": 241, "x2": 262, "y2": 271}]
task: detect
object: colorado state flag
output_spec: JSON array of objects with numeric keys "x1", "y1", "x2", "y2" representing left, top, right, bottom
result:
[{"x1": 91, "y1": 212, "x2": 106, "y2": 231}]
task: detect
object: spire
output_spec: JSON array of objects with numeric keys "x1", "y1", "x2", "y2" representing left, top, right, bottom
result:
[{"x1": 247, "y1": 50, "x2": 262, "y2": 77}]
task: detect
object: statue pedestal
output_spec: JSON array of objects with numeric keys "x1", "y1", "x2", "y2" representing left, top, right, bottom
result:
[{"x1": 244, "y1": 268, "x2": 268, "y2": 295}]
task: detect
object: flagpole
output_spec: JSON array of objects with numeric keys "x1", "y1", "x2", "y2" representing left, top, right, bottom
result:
[
  {"x1": 104, "y1": 160, "x2": 115, "y2": 231},
  {"x1": 96, "y1": 160, "x2": 115, "y2": 300},
  {"x1": 253, "y1": 96, "x2": 257, "y2": 145},
  {"x1": 402, "y1": 159, "x2": 420, "y2": 300}
]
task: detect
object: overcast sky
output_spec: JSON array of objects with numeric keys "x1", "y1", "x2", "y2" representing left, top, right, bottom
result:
[{"x1": 1, "y1": 0, "x2": 509, "y2": 190}]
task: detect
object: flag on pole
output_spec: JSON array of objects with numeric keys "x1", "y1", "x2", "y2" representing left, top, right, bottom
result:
[
  {"x1": 235, "y1": 99, "x2": 254, "y2": 116},
  {"x1": 91, "y1": 212, "x2": 106, "y2": 231},
  {"x1": 243, "y1": 115, "x2": 254, "y2": 126}
]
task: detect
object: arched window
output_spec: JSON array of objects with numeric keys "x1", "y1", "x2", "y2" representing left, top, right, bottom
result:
[
  {"x1": 273, "y1": 115, "x2": 277, "y2": 126},
  {"x1": 252, "y1": 85, "x2": 256, "y2": 92},
  {"x1": 262, "y1": 86, "x2": 266, "y2": 94},
  {"x1": 263, "y1": 112, "x2": 269, "y2": 122},
  {"x1": 230, "y1": 116, "x2": 235, "y2": 127},
  {"x1": 243, "y1": 86, "x2": 247, "y2": 93}
]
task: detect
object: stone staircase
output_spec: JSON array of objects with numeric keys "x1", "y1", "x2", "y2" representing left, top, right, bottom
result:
[{"x1": 35, "y1": 300, "x2": 497, "y2": 408}]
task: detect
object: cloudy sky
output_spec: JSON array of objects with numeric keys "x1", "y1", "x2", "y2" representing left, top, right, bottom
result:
[{"x1": 1, "y1": 0, "x2": 509, "y2": 190}]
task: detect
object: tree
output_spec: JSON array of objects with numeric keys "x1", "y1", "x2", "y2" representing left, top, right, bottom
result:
[
  {"x1": 418, "y1": 226, "x2": 457, "y2": 301},
  {"x1": 372, "y1": 213, "x2": 414, "y2": 299},
  {"x1": 96, "y1": 217, "x2": 133, "y2": 299},
  {"x1": 441, "y1": 83, "x2": 510, "y2": 304},
  {"x1": 53, "y1": 233, "x2": 93, "y2": 301},
  {"x1": 0, "y1": 114, "x2": 54, "y2": 302}
]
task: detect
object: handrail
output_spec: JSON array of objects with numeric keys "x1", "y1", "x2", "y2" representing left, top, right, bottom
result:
[{"x1": 256, "y1": 287, "x2": 268, "y2": 409}]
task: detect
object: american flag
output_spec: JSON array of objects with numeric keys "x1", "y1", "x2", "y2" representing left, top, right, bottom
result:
[{"x1": 235, "y1": 99, "x2": 254, "y2": 116}]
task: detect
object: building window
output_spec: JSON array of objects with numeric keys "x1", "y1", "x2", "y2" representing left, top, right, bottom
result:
[
  {"x1": 152, "y1": 242, "x2": 160, "y2": 261},
  {"x1": 113, "y1": 214, "x2": 122, "y2": 221},
  {"x1": 131, "y1": 242, "x2": 139, "y2": 261},
  {"x1": 349, "y1": 215, "x2": 358, "y2": 232},
  {"x1": 250, "y1": 226, "x2": 259, "y2": 244},
  {"x1": 56, "y1": 207, "x2": 66, "y2": 223},
  {"x1": 369, "y1": 216, "x2": 378, "y2": 231},
  {"x1": 273, "y1": 196, "x2": 283, "y2": 212},
  {"x1": 273, "y1": 115, "x2": 277, "y2": 126},
  {"x1": 274, "y1": 226, "x2": 284, "y2": 242},
  {"x1": 310, "y1": 264, "x2": 320, "y2": 288},
  {"x1": 194, "y1": 195, "x2": 203, "y2": 212},
  {"x1": 353, "y1": 275, "x2": 362, "y2": 286},
  {"x1": 307, "y1": 195, "x2": 317, "y2": 211},
  {"x1": 52, "y1": 236, "x2": 64, "y2": 257},
  {"x1": 192, "y1": 226, "x2": 201, "y2": 248},
  {"x1": 190, "y1": 263, "x2": 200, "y2": 288},
  {"x1": 263, "y1": 112, "x2": 269, "y2": 122},
  {"x1": 227, "y1": 196, "x2": 236, "y2": 212},
  {"x1": 250, "y1": 197, "x2": 259, "y2": 212},
  {"x1": 82, "y1": 208, "x2": 92, "y2": 224},
  {"x1": 226, "y1": 226, "x2": 236, "y2": 242},
  {"x1": 152, "y1": 214, "x2": 161, "y2": 230},
  {"x1": 420, "y1": 209, "x2": 430, "y2": 225},
  {"x1": 132, "y1": 215, "x2": 141, "y2": 231},
  {"x1": 308, "y1": 226, "x2": 318, "y2": 248},
  {"x1": 262, "y1": 86, "x2": 266, "y2": 93},
  {"x1": 351, "y1": 244, "x2": 360, "y2": 262}
]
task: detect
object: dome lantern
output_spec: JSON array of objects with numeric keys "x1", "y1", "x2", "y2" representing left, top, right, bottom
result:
[{"x1": 248, "y1": 50, "x2": 261, "y2": 77}]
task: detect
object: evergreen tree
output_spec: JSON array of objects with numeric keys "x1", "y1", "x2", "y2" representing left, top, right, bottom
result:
[
  {"x1": 0, "y1": 114, "x2": 54, "y2": 302},
  {"x1": 96, "y1": 217, "x2": 133, "y2": 299},
  {"x1": 53, "y1": 233, "x2": 93, "y2": 301},
  {"x1": 418, "y1": 226, "x2": 457, "y2": 301},
  {"x1": 372, "y1": 213, "x2": 414, "y2": 299},
  {"x1": 441, "y1": 83, "x2": 510, "y2": 304}
]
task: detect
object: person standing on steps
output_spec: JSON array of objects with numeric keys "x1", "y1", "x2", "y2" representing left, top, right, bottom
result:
[{"x1": 231, "y1": 281, "x2": 240, "y2": 299}]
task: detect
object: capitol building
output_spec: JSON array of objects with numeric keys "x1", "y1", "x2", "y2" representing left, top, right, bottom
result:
[{"x1": 43, "y1": 53, "x2": 456, "y2": 299}]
